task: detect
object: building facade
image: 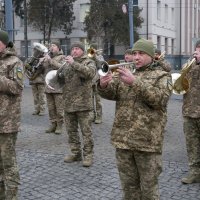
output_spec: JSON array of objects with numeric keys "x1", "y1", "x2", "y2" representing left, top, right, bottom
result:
[{"x1": 1, "y1": 0, "x2": 200, "y2": 68}]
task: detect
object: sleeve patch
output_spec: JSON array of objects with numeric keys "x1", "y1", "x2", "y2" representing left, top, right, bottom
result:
[{"x1": 16, "y1": 67, "x2": 23, "y2": 80}]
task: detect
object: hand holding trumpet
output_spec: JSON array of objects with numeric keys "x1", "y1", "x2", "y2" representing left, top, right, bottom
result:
[
  {"x1": 117, "y1": 67, "x2": 135, "y2": 85},
  {"x1": 64, "y1": 55, "x2": 74, "y2": 65}
]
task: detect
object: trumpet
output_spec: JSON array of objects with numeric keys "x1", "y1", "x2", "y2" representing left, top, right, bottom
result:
[
  {"x1": 97, "y1": 61, "x2": 135, "y2": 76},
  {"x1": 87, "y1": 48, "x2": 103, "y2": 58},
  {"x1": 171, "y1": 57, "x2": 196, "y2": 95}
]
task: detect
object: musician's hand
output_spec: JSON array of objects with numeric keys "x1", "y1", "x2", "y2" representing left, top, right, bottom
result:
[
  {"x1": 65, "y1": 55, "x2": 74, "y2": 65},
  {"x1": 99, "y1": 72, "x2": 113, "y2": 89},
  {"x1": 117, "y1": 67, "x2": 135, "y2": 85}
]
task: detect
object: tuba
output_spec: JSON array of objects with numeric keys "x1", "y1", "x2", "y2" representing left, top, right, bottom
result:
[
  {"x1": 171, "y1": 57, "x2": 196, "y2": 95},
  {"x1": 24, "y1": 42, "x2": 48, "y2": 80}
]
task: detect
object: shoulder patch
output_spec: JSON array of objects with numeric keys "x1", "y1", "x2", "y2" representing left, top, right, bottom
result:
[{"x1": 16, "y1": 66, "x2": 23, "y2": 80}]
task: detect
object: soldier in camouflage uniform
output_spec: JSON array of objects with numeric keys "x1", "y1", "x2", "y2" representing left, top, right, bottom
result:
[
  {"x1": 89, "y1": 43, "x2": 103, "y2": 124},
  {"x1": 154, "y1": 49, "x2": 171, "y2": 72},
  {"x1": 58, "y1": 42, "x2": 96, "y2": 167},
  {"x1": 0, "y1": 30, "x2": 24, "y2": 200},
  {"x1": 43, "y1": 42, "x2": 65, "y2": 134},
  {"x1": 181, "y1": 40, "x2": 200, "y2": 184},
  {"x1": 98, "y1": 39, "x2": 172, "y2": 200},
  {"x1": 124, "y1": 49, "x2": 134, "y2": 63},
  {"x1": 25, "y1": 46, "x2": 46, "y2": 116}
]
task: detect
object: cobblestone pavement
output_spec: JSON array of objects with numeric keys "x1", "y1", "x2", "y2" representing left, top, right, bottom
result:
[{"x1": 16, "y1": 87, "x2": 200, "y2": 200}]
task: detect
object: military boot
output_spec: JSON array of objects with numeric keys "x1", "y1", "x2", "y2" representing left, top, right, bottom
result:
[
  {"x1": 94, "y1": 116, "x2": 102, "y2": 124},
  {"x1": 55, "y1": 122, "x2": 63, "y2": 135},
  {"x1": 39, "y1": 111, "x2": 45, "y2": 116},
  {"x1": 64, "y1": 154, "x2": 82, "y2": 163},
  {"x1": 82, "y1": 155, "x2": 93, "y2": 167},
  {"x1": 32, "y1": 110, "x2": 39, "y2": 115},
  {"x1": 181, "y1": 174, "x2": 200, "y2": 184},
  {"x1": 45, "y1": 122, "x2": 57, "y2": 133}
]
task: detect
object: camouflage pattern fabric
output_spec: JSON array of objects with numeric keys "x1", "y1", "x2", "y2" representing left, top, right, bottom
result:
[
  {"x1": 182, "y1": 62, "x2": 200, "y2": 175},
  {"x1": 44, "y1": 51, "x2": 65, "y2": 94},
  {"x1": 182, "y1": 62, "x2": 200, "y2": 118},
  {"x1": 0, "y1": 133, "x2": 19, "y2": 200},
  {"x1": 155, "y1": 58, "x2": 171, "y2": 72},
  {"x1": 116, "y1": 148, "x2": 162, "y2": 200},
  {"x1": 59, "y1": 55, "x2": 96, "y2": 112},
  {"x1": 31, "y1": 84, "x2": 46, "y2": 113},
  {"x1": 43, "y1": 51, "x2": 65, "y2": 124},
  {"x1": 64, "y1": 111, "x2": 94, "y2": 158},
  {"x1": 0, "y1": 46, "x2": 23, "y2": 133},
  {"x1": 97, "y1": 62, "x2": 171, "y2": 199},
  {"x1": 0, "y1": 46, "x2": 23, "y2": 199},
  {"x1": 92, "y1": 83, "x2": 102, "y2": 121},
  {"x1": 98, "y1": 64, "x2": 172, "y2": 153},
  {"x1": 183, "y1": 117, "x2": 200, "y2": 175},
  {"x1": 59, "y1": 54, "x2": 96, "y2": 158},
  {"x1": 46, "y1": 93, "x2": 63, "y2": 123}
]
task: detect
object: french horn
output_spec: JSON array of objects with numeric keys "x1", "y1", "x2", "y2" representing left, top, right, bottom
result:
[{"x1": 171, "y1": 57, "x2": 196, "y2": 95}]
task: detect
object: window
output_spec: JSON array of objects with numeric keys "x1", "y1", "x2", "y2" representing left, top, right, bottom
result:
[
  {"x1": 165, "y1": 38, "x2": 168, "y2": 54},
  {"x1": 157, "y1": 36, "x2": 161, "y2": 50},
  {"x1": 21, "y1": 40, "x2": 31, "y2": 57},
  {"x1": 171, "y1": 8, "x2": 174, "y2": 25},
  {"x1": 80, "y1": 3, "x2": 90, "y2": 23},
  {"x1": 60, "y1": 39, "x2": 70, "y2": 55},
  {"x1": 171, "y1": 39, "x2": 174, "y2": 55},
  {"x1": 133, "y1": 0, "x2": 138, "y2": 6},
  {"x1": 165, "y1": 4, "x2": 168, "y2": 22},
  {"x1": 157, "y1": 0, "x2": 161, "y2": 20}
]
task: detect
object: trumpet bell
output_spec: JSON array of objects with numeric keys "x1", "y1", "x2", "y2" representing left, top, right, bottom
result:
[
  {"x1": 45, "y1": 70, "x2": 65, "y2": 90},
  {"x1": 171, "y1": 73, "x2": 187, "y2": 95}
]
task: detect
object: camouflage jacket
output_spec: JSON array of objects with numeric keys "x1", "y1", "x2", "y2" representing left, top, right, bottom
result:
[
  {"x1": 154, "y1": 58, "x2": 171, "y2": 72},
  {"x1": 182, "y1": 62, "x2": 200, "y2": 118},
  {"x1": 0, "y1": 47, "x2": 24, "y2": 133},
  {"x1": 58, "y1": 55, "x2": 96, "y2": 112},
  {"x1": 43, "y1": 51, "x2": 65, "y2": 94},
  {"x1": 97, "y1": 63, "x2": 172, "y2": 153}
]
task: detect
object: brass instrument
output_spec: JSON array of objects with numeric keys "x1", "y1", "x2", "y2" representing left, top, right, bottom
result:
[
  {"x1": 45, "y1": 61, "x2": 67, "y2": 90},
  {"x1": 87, "y1": 48, "x2": 103, "y2": 58},
  {"x1": 24, "y1": 42, "x2": 48, "y2": 80},
  {"x1": 171, "y1": 57, "x2": 196, "y2": 95},
  {"x1": 97, "y1": 60, "x2": 135, "y2": 76}
]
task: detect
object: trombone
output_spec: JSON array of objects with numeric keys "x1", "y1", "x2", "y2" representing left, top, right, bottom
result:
[{"x1": 97, "y1": 61, "x2": 135, "y2": 76}]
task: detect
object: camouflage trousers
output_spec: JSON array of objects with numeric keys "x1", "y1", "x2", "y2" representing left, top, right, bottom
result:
[
  {"x1": 31, "y1": 84, "x2": 46, "y2": 113},
  {"x1": 0, "y1": 133, "x2": 20, "y2": 200},
  {"x1": 115, "y1": 148, "x2": 162, "y2": 200},
  {"x1": 92, "y1": 85, "x2": 102, "y2": 120},
  {"x1": 183, "y1": 117, "x2": 200, "y2": 175},
  {"x1": 46, "y1": 93, "x2": 64, "y2": 123},
  {"x1": 64, "y1": 110, "x2": 94, "y2": 158}
]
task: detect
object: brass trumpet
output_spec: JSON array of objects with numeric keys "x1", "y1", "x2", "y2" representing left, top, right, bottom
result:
[
  {"x1": 97, "y1": 61, "x2": 135, "y2": 76},
  {"x1": 87, "y1": 48, "x2": 103, "y2": 58},
  {"x1": 171, "y1": 57, "x2": 196, "y2": 95}
]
